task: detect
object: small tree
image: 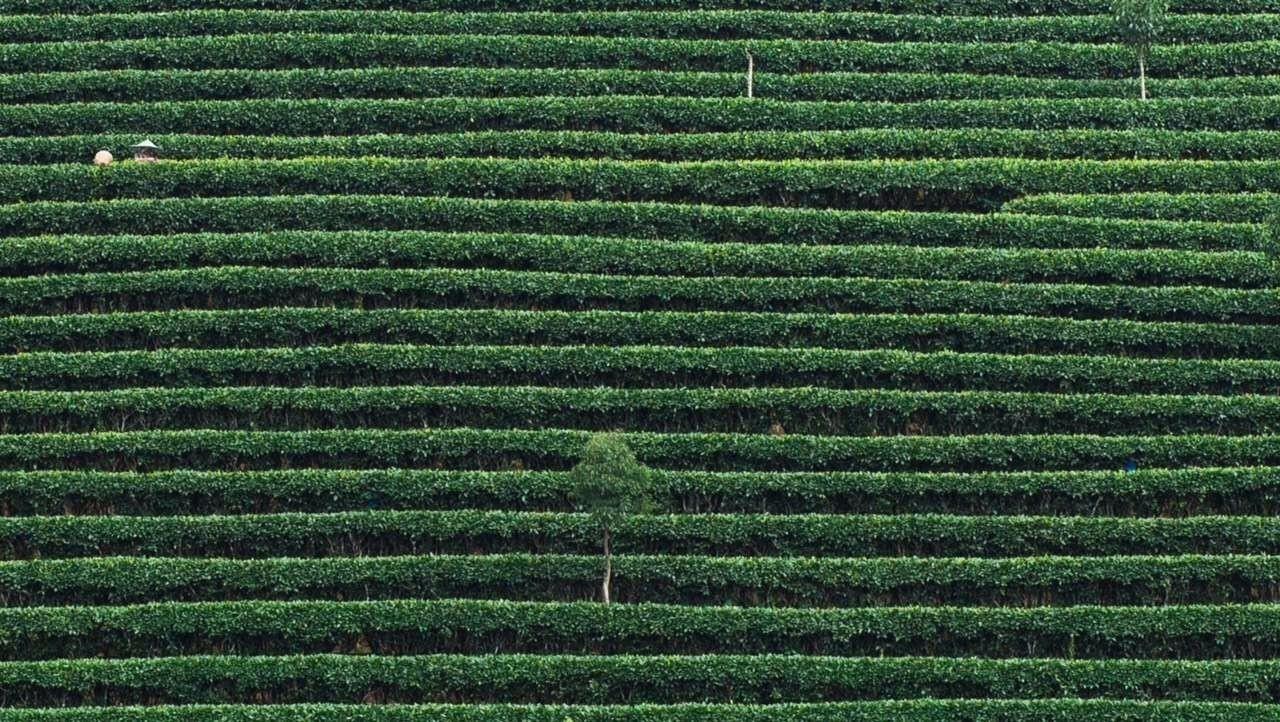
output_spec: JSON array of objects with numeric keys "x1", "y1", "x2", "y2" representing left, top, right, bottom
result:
[
  {"x1": 1112, "y1": 0, "x2": 1167, "y2": 101},
  {"x1": 569, "y1": 433, "x2": 654, "y2": 604}
]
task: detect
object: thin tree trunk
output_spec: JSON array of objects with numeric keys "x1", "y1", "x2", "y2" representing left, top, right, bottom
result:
[
  {"x1": 1138, "y1": 53, "x2": 1147, "y2": 101},
  {"x1": 602, "y1": 526, "x2": 612, "y2": 604},
  {"x1": 745, "y1": 51, "x2": 754, "y2": 99}
]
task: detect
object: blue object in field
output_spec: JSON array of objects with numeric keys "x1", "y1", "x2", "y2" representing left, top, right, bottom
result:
[{"x1": 1124, "y1": 457, "x2": 1138, "y2": 474}]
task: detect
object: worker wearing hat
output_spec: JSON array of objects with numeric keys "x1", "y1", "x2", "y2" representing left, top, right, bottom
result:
[{"x1": 131, "y1": 140, "x2": 160, "y2": 163}]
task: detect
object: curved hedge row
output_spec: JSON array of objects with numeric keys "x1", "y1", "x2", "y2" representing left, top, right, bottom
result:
[
  {"x1": 8, "y1": 385, "x2": 1280, "y2": 435},
  {"x1": 3, "y1": 653, "x2": 1280, "y2": 706},
  {"x1": 4, "y1": 268, "x2": 1273, "y2": 321},
  {"x1": 0, "y1": 428, "x2": 1274, "y2": 474},
  {"x1": 11, "y1": 509, "x2": 1280, "y2": 559},
  {"x1": 4, "y1": 34, "x2": 1277, "y2": 77},
  {"x1": 1005, "y1": 192, "x2": 1280, "y2": 223},
  {"x1": 0, "y1": 700, "x2": 1276, "y2": 722},
  {"x1": 0, "y1": 308, "x2": 1269, "y2": 358},
  {"x1": 16, "y1": 67, "x2": 1280, "y2": 106},
  {"x1": 11, "y1": 129, "x2": 1280, "y2": 164},
  {"x1": 0, "y1": 203, "x2": 1253, "y2": 253},
  {"x1": 2, "y1": 466, "x2": 1278, "y2": 516},
  {"x1": 6, "y1": 10, "x2": 1280, "y2": 44},
  {"x1": 6, "y1": 552, "x2": 1280, "y2": 606},
  {"x1": 11, "y1": 157, "x2": 1280, "y2": 207},
  {"x1": 3, "y1": 0, "x2": 1278, "y2": 17},
  {"x1": 5, "y1": 598, "x2": 1280, "y2": 660},
  {"x1": 5, "y1": 344, "x2": 1275, "y2": 396},
  {"x1": 0, "y1": 234, "x2": 1262, "y2": 287},
  {"x1": 0, "y1": 35, "x2": 1127, "y2": 76},
  {"x1": 12, "y1": 96, "x2": 1280, "y2": 136},
  {"x1": 12, "y1": 68, "x2": 1261, "y2": 105},
  {"x1": 0, "y1": 0, "x2": 1275, "y2": 706}
]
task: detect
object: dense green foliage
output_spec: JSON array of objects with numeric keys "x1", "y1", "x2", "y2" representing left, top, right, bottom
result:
[
  {"x1": 0, "y1": 700, "x2": 1277, "y2": 722},
  {"x1": 1, "y1": 0, "x2": 1275, "y2": 717},
  {"x1": 8, "y1": 10, "x2": 1280, "y2": 44},
  {"x1": 0, "y1": 307, "x2": 1271, "y2": 359},
  {"x1": 7, "y1": 34, "x2": 1280, "y2": 77},
  {"x1": 7, "y1": 552, "x2": 1280, "y2": 605},
  {"x1": 0, "y1": 464, "x2": 1277, "y2": 515},
  {"x1": 10, "y1": 157, "x2": 1280, "y2": 209},
  {"x1": 19, "y1": 96, "x2": 1280, "y2": 136},
  {"x1": 14, "y1": 129, "x2": 1280, "y2": 163},
  {"x1": 9, "y1": 653, "x2": 1280, "y2": 706},
  {"x1": 1111, "y1": 0, "x2": 1168, "y2": 97},
  {"x1": 0, "y1": 206, "x2": 1257, "y2": 251},
  {"x1": 7, "y1": 385, "x2": 1280, "y2": 435},
  {"x1": 7, "y1": 344, "x2": 1280, "y2": 399},
  {"x1": 6, "y1": 598, "x2": 1280, "y2": 660}
]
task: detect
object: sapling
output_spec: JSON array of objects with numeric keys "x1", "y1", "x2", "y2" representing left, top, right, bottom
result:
[
  {"x1": 569, "y1": 433, "x2": 655, "y2": 604},
  {"x1": 1111, "y1": 0, "x2": 1167, "y2": 100}
]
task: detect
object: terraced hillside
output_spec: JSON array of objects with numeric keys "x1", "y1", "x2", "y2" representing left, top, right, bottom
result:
[{"x1": 2, "y1": 0, "x2": 1280, "y2": 720}]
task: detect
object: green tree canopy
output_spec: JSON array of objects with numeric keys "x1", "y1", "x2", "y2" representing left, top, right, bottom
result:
[
  {"x1": 569, "y1": 433, "x2": 655, "y2": 524},
  {"x1": 1111, "y1": 0, "x2": 1168, "y2": 99},
  {"x1": 569, "y1": 433, "x2": 655, "y2": 604},
  {"x1": 1112, "y1": 0, "x2": 1166, "y2": 52}
]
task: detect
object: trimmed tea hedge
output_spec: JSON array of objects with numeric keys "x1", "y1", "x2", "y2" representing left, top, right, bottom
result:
[
  {"x1": 3, "y1": 653, "x2": 1280, "y2": 706},
  {"x1": 0, "y1": 197, "x2": 1253, "y2": 252},
  {"x1": 6, "y1": 385, "x2": 1280, "y2": 435},
  {"x1": 4, "y1": 344, "x2": 1276, "y2": 395},
  {"x1": 0, "y1": 234, "x2": 1263, "y2": 286},
  {"x1": 5, "y1": 34, "x2": 1275, "y2": 77},
  {"x1": 0, "y1": 308, "x2": 1270, "y2": 358},
  {"x1": 13, "y1": 129, "x2": 1280, "y2": 164},
  {"x1": 6, "y1": 551, "x2": 1280, "y2": 606},
  {"x1": 4, "y1": 0, "x2": 1280, "y2": 16},
  {"x1": 12, "y1": 157, "x2": 1280, "y2": 209},
  {"x1": 9, "y1": 508, "x2": 1280, "y2": 559},
  {"x1": 3, "y1": 267, "x2": 1274, "y2": 321},
  {"x1": 3, "y1": 598, "x2": 1280, "y2": 660},
  {"x1": 0, "y1": 69, "x2": 1187, "y2": 105},
  {"x1": 14, "y1": 96, "x2": 1280, "y2": 136},
  {"x1": 19, "y1": 68, "x2": 1280, "y2": 105},
  {"x1": 2, "y1": 466, "x2": 1278, "y2": 516},
  {"x1": 6, "y1": 10, "x2": 1280, "y2": 44},
  {"x1": 0, "y1": 700, "x2": 1278, "y2": 722},
  {"x1": 0, "y1": 428, "x2": 1279, "y2": 472},
  {"x1": 1005, "y1": 192, "x2": 1280, "y2": 223}
]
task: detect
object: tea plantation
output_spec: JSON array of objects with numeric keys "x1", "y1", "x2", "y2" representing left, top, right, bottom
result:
[{"x1": 1, "y1": 0, "x2": 1280, "y2": 719}]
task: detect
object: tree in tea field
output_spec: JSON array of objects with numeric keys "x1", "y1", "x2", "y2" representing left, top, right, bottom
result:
[
  {"x1": 1112, "y1": 0, "x2": 1167, "y2": 100},
  {"x1": 569, "y1": 433, "x2": 655, "y2": 604}
]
